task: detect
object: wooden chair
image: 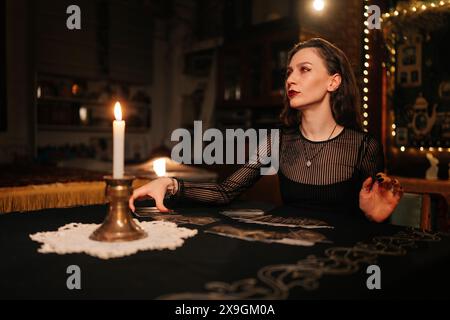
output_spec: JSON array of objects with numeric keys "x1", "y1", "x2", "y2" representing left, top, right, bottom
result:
[
  {"x1": 390, "y1": 192, "x2": 448, "y2": 231},
  {"x1": 393, "y1": 176, "x2": 450, "y2": 231},
  {"x1": 239, "y1": 174, "x2": 449, "y2": 231}
]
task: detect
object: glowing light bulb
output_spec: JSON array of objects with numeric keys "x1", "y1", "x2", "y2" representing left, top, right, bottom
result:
[{"x1": 313, "y1": 0, "x2": 325, "y2": 11}]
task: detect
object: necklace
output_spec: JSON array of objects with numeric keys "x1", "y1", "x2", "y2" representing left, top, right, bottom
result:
[{"x1": 300, "y1": 123, "x2": 338, "y2": 168}]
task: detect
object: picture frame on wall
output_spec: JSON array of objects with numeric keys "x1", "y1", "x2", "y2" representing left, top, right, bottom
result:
[{"x1": 397, "y1": 34, "x2": 422, "y2": 88}]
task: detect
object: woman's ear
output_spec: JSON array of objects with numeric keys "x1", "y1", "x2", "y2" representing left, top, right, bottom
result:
[{"x1": 328, "y1": 74, "x2": 342, "y2": 92}]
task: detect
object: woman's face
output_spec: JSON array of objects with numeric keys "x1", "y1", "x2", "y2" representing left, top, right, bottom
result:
[{"x1": 285, "y1": 48, "x2": 338, "y2": 110}]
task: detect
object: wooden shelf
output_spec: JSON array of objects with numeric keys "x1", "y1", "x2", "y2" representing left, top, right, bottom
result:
[{"x1": 36, "y1": 73, "x2": 152, "y2": 131}]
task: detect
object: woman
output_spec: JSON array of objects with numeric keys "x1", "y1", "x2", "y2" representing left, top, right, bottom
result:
[{"x1": 129, "y1": 38, "x2": 403, "y2": 223}]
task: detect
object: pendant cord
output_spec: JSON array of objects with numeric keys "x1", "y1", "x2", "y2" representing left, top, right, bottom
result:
[{"x1": 300, "y1": 123, "x2": 338, "y2": 167}]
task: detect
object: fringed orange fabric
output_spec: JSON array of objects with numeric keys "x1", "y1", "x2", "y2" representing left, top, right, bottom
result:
[{"x1": 0, "y1": 179, "x2": 150, "y2": 214}]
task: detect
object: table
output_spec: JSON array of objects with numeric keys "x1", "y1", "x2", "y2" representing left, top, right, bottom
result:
[{"x1": 1, "y1": 202, "x2": 450, "y2": 299}]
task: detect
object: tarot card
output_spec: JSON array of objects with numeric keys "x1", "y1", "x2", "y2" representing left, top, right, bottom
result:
[{"x1": 205, "y1": 224, "x2": 329, "y2": 246}]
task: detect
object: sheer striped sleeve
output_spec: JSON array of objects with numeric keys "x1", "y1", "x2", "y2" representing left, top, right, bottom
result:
[
  {"x1": 359, "y1": 135, "x2": 385, "y2": 181},
  {"x1": 175, "y1": 132, "x2": 279, "y2": 205}
]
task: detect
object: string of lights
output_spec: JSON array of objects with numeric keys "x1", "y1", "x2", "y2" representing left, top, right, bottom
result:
[
  {"x1": 362, "y1": 0, "x2": 371, "y2": 133},
  {"x1": 381, "y1": 0, "x2": 450, "y2": 20}
]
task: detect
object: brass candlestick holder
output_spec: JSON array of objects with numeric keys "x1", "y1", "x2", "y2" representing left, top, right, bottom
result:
[{"x1": 90, "y1": 176, "x2": 147, "y2": 242}]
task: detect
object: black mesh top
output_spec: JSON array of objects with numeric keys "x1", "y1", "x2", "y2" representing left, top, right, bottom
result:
[{"x1": 176, "y1": 127, "x2": 384, "y2": 215}]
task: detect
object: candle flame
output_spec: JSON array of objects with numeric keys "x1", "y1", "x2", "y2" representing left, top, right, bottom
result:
[
  {"x1": 153, "y1": 158, "x2": 167, "y2": 177},
  {"x1": 114, "y1": 102, "x2": 122, "y2": 121}
]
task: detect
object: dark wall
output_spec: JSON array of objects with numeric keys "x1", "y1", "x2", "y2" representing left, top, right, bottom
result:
[
  {"x1": 35, "y1": 0, "x2": 154, "y2": 83},
  {"x1": 0, "y1": 0, "x2": 6, "y2": 132}
]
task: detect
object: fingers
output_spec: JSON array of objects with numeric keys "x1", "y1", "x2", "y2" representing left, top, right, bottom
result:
[
  {"x1": 393, "y1": 190, "x2": 403, "y2": 201},
  {"x1": 128, "y1": 181, "x2": 173, "y2": 213},
  {"x1": 392, "y1": 178, "x2": 401, "y2": 190},
  {"x1": 374, "y1": 173, "x2": 392, "y2": 193},
  {"x1": 371, "y1": 179, "x2": 380, "y2": 194},
  {"x1": 132, "y1": 186, "x2": 151, "y2": 200},
  {"x1": 373, "y1": 173, "x2": 404, "y2": 199},
  {"x1": 361, "y1": 176, "x2": 373, "y2": 192},
  {"x1": 375, "y1": 173, "x2": 389, "y2": 188},
  {"x1": 393, "y1": 182, "x2": 404, "y2": 199},
  {"x1": 153, "y1": 194, "x2": 170, "y2": 213},
  {"x1": 128, "y1": 187, "x2": 150, "y2": 212},
  {"x1": 129, "y1": 192, "x2": 170, "y2": 213},
  {"x1": 129, "y1": 195, "x2": 136, "y2": 213},
  {"x1": 129, "y1": 193, "x2": 170, "y2": 213}
]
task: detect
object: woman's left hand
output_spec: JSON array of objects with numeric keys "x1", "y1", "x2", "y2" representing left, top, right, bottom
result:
[{"x1": 359, "y1": 173, "x2": 404, "y2": 223}]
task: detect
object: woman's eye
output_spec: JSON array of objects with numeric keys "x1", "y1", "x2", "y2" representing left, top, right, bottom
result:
[{"x1": 301, "y1": 67, "x2": 310, "y2": 72}]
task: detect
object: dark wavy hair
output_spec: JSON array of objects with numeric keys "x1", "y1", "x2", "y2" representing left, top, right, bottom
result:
[{"x1": 280, "y1": 38, "x2": 362, "y2": 131}]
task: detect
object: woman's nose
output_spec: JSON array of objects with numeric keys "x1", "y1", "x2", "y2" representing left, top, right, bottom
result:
[
  {"x1": 286, "y1": 70, "x2": 298, "y2": 84},
  {"x1": 286, "y1": 74, "x2": 296, "y2": 87}
]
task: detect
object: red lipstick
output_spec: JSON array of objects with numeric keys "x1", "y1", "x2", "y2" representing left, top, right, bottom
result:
[{"x1": 287, "y1": 90, "x2": 300, "y2": 98}]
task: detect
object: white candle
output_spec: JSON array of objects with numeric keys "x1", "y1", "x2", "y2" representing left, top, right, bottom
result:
[{"x1": 113, "y1": 102, "x2": 125, "y2": 179}]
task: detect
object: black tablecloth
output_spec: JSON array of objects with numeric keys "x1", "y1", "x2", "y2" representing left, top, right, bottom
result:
[{"x1": 1, "y1": 202, "x2": 450, "y2": 300}]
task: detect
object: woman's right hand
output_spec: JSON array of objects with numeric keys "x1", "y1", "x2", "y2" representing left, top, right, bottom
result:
[{"x1": 128, "y1": 177, "x2": 174, "y2": 213}]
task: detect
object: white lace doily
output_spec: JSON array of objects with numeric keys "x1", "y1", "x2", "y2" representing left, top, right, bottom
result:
[{"x1": 30, "y1": 220, "x2": 197, "y2": 259}]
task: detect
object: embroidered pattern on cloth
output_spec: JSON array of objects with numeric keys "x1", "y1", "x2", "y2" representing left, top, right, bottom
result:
[
  {"x1": 30, "y1": 220, "x2": 197, "y2": 259},
  {"x1": 158, "y1": 229, "x2": 447, "y2": 299}
]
